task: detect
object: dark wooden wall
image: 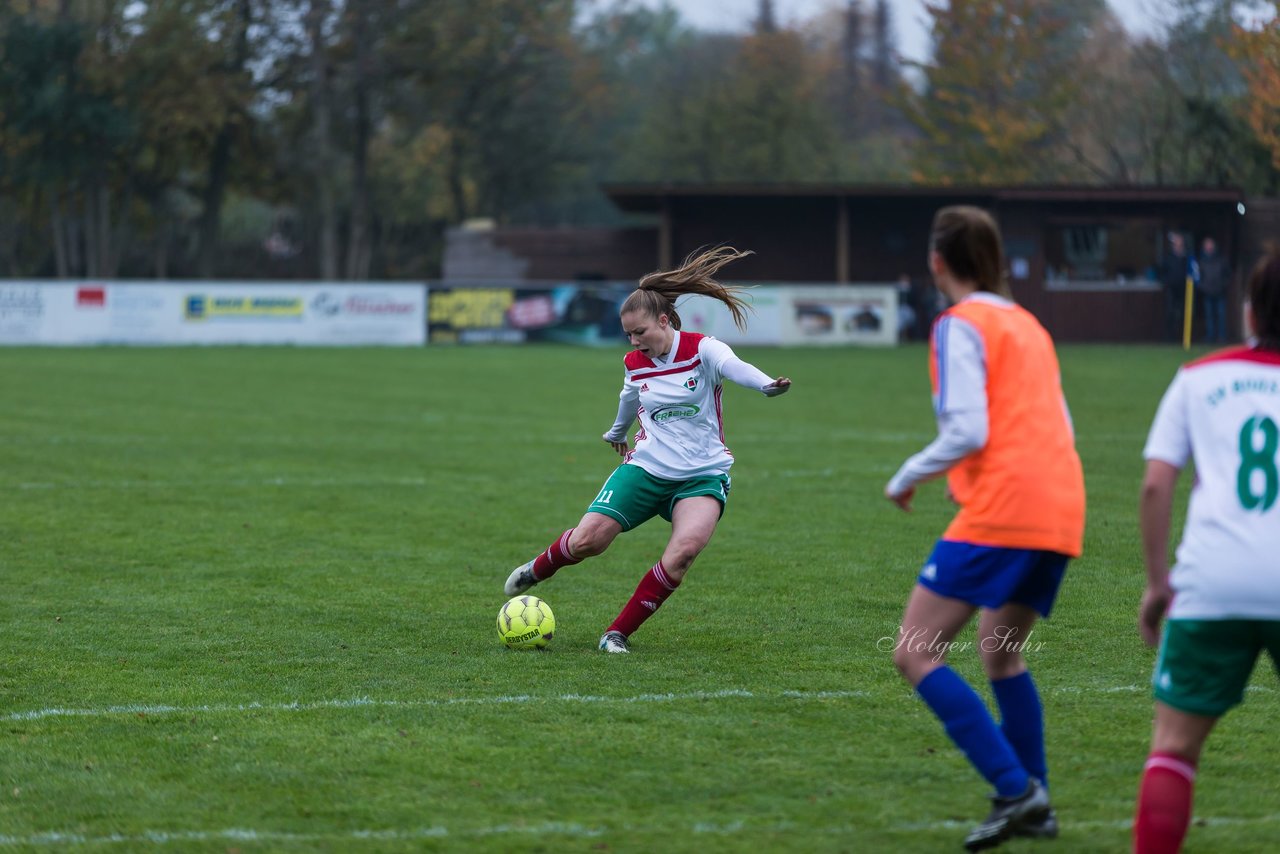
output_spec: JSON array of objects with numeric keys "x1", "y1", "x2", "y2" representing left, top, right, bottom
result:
[{"x1": 451, "y1": 189, "x2": 1262, "y2": 342}]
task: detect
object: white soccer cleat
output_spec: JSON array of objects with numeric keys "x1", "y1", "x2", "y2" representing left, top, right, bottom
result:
[
  {"x1": 598, "y1": 630, "x2": 630, "y2": 654},
  {"x1": 504, "y1": 560, "x2": 538, "y2": 597}
]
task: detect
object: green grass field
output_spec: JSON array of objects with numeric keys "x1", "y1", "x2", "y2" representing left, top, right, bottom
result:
[{"x1": 2, "y1": 343, "x2": 1277, "y2": 852}]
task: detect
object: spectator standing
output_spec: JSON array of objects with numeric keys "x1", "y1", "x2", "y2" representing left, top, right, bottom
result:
[
  {"x1": 1197, "y1": 237, "x2": 1231, "y2": 344},
  {"x1": 1159, "y1": 233, "x2": 1198, "y2": 343},
  {"x1": 896, "y1": 274, "x2": 919, "y2": 341}
]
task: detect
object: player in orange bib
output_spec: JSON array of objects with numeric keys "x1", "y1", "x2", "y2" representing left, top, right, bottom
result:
[{"x1": 884, "y1": 206, "x2": 1086, "y2": 851}]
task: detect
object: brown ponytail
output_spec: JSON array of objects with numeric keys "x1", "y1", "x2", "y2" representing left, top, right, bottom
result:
[
  {"x1": 621, "y1": 246, "x2": 755, "y2": 332},
  {"x1": 1248, "y1": 250, "x2": 1280, "y2": 350},
  {"x1": 930, "y1": 206, "x2": 1011, "y2": 298}
]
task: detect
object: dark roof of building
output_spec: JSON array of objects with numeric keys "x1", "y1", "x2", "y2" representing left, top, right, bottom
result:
[{"x1": 602, "y1": 183, "x2": 1246, "y2": 212}]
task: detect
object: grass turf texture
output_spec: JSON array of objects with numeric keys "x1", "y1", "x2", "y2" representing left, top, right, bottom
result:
[{"x1": 2, "y1": 343, "x2": 1277, "y2": 852}]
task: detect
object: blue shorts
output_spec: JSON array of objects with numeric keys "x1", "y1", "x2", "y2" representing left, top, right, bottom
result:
[{"x1": 919, "y1": 540, "x2": 1069, "y2": 617}]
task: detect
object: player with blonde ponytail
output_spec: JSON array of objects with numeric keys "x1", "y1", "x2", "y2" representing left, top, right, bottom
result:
[{"x1": 504, "y1": 247, "x2": 791, "y2": 653}]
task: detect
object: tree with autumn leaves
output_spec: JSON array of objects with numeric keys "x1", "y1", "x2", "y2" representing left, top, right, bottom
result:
[
  {"x1": 1232, "y1": 2, "x2": 1280, "y2": 171},
  {"x1": 904, "y1": 0, "x2": 1107, "y2": 184},
  {"x1": 1, "y1": 0, "x2": 1279, "y2": 279},
  {"x1": 904, "y1": 0, "x2": 1279, "y2": 189}
]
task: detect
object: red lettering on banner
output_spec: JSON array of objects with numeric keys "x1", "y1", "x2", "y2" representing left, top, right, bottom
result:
[{"x1": 77, "y1": 287, "x2": 106, "y2": 307}]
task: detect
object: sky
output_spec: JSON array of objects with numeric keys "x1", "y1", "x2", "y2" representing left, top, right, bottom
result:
[{"x1": 640, "y1": 0, "x2": 1175, "y2": 63}]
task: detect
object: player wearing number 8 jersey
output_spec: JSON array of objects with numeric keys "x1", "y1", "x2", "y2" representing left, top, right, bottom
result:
[
  {"x1": 503, "y1": 247, "x2": 791, "y2": 653},
  {"x1": 1133, "y1": 250, "x2": 1280, "y2": 854}
]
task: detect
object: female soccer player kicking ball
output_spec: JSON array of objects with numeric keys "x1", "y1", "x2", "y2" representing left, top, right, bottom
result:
[
  {"x1": 504, "y1": 247, "x2": 791, "y2": 654},
  {"x1": 884, "y1": 207, "x2": 1085, "y2": 851},
  {"x1": 1133, "y1": 251, "x2": 1280, "y2": 853}
]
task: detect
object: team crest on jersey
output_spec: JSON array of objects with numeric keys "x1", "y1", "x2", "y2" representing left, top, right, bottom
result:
[{"x1": 684, "y1": 377, "x2": 698, "y2": 391}]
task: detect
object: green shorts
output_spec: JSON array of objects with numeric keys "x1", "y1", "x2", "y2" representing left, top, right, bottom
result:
[
  {"x1": 1153, "y1": 618, "x2": 1280, "y2": 717},
  {"x1": 586, "y1": 464, "x2": 729, "y2": 531}
]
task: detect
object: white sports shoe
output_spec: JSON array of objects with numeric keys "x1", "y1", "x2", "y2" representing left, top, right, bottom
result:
[
  {"x1": 504, "y1": 560, "x2": 537, "y2": 596},
  {"x1": 598, "y1": 630, "x2": 630, "y2": 654}
]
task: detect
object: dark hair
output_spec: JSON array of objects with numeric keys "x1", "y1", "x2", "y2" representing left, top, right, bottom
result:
[
  {"x1": 929, "y1": 206, "x2": 1010, "y2": 298},
  {"x1": 1248, "y1": 250, "x2": 1280, "y2": 350},
  {"x1": 621, "y1": 246, "x2": 754, "y2": 331}
]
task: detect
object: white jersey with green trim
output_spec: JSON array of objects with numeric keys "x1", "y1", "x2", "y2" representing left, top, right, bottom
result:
[
  {"x1": 603, "y1": 329, "x2": 773, "y2": 481},
  {"x1": 1143, "y1": 345, "x2": 1280, "y2": 619}
]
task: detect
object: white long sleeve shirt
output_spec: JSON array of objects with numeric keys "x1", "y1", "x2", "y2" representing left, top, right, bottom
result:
[
  {"x1": 603, "y1": 330, "x2": 778, "y2": 480},
  {"x1": 886, "y1": 293, "x2": 1075, "y2": 498},
  {"x1": 886, "y1": 308, "x2": 990, "y2": 496}
]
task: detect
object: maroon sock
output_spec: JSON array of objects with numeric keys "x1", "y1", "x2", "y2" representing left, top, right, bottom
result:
[
  {"x1": 531, "y1": 528, "x2": 582, "y2": 581},
  {"x1": 607, "y1": 562, "x2": 680, "y2": 637},
  {"x1": 1134, "y1": 751, "x2": 1196, "y2": 854}
]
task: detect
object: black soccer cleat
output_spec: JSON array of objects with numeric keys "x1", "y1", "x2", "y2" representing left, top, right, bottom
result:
[
  {"x1": 1013, "y1": 806, "x2": 1058, "y2": 840},
  {"x1": 963, "y1": 778, "x2": 1052, "y2": 851}
]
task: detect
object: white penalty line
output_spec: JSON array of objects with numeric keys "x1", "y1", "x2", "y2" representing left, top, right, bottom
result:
[
  {"x1": 9, "y1": 683, "x2": 1269, "y2": 723},
  {"x1": 7, "y1": 814, "x2": 1280, "y2": 847},
  {"x1": 14, "y1": 475, "x2": 436, "y2": 491},
  {"x1": 3, "y1": 689, "x2": 868, "y2": 722}
]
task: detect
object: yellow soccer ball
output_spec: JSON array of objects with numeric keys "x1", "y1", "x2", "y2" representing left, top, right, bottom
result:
[{"x1": 497, "y1": 595, "x2": 555, "y2": 650}]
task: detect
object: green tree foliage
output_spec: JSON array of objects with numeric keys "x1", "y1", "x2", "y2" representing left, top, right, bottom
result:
[
  {"x1": 0, "y1": 11, "x2": 134, "y2": 275},
  {"x1": 0, "y1": 0, "x2": 278, "y2": 276},
  {"x1": 806, "y1": 0, "x2": 912, "y2": 181},
  {"x1": 383, "y1": 0, "x2": 589, "y2": 223},
  {"x1": 539, "y1": 1, "x2": 691, "y2": 223},
  {"x1": 190, "y1": 0, "x2": 297, "y2": 277},
  {"x1": 3, "y1": 0, "x2": 1280, "y2": 278},
  {"x1": 1056, "y1": 0, "x2": 1277, "y2": 188},
  {"x1": 619, "y1": 27, "x2": 841, "y2": 182},
  {"x1": 905, "y1": 0, "x2": 1105, "y2": 183},
  {"x1": 1158, "y1": 0, "x2": 1277, "y2": 187},
  {"x1": 267, "y1": 0, "x2": 598, "y2": 276},
  {"x1": 112, "y1": 0, "x2": 234, "y2": 276}
]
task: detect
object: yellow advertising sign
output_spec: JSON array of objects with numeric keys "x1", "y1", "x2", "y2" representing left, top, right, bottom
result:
[
  {"x1": 428, "y1": 289, "x2": 514, "y2": 329},
  {"x1": 185, "y1": 295, "x2": 304, "y2": 320}
]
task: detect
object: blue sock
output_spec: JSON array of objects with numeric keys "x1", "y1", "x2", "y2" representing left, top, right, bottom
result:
[
  {"x1": 916, "y1": 666, "x2": 1029, "y2": 798},
  {"x1": 992, "y1": 670, "x2": 1047, "y2": 789}
]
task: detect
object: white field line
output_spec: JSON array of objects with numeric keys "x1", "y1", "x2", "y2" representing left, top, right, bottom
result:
[
  {"x1": 14, "y1": 476, "x2": 437, "y2": 491},
  {"x1": 759, "y1": 465, "x2": 899, "y2": 479},
  {"x1": 2, "y1": 689, "x2": 863, "y2": 722},
  {"x1": 11, "y1": 471, "x2": 611, "y2": 490},
  {"x1": 9, "y1": 683, "x2": 1271, "y2": 724},
  {"x1": 7, "y1": 814, "x2": 1280, "y2": 847}
]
